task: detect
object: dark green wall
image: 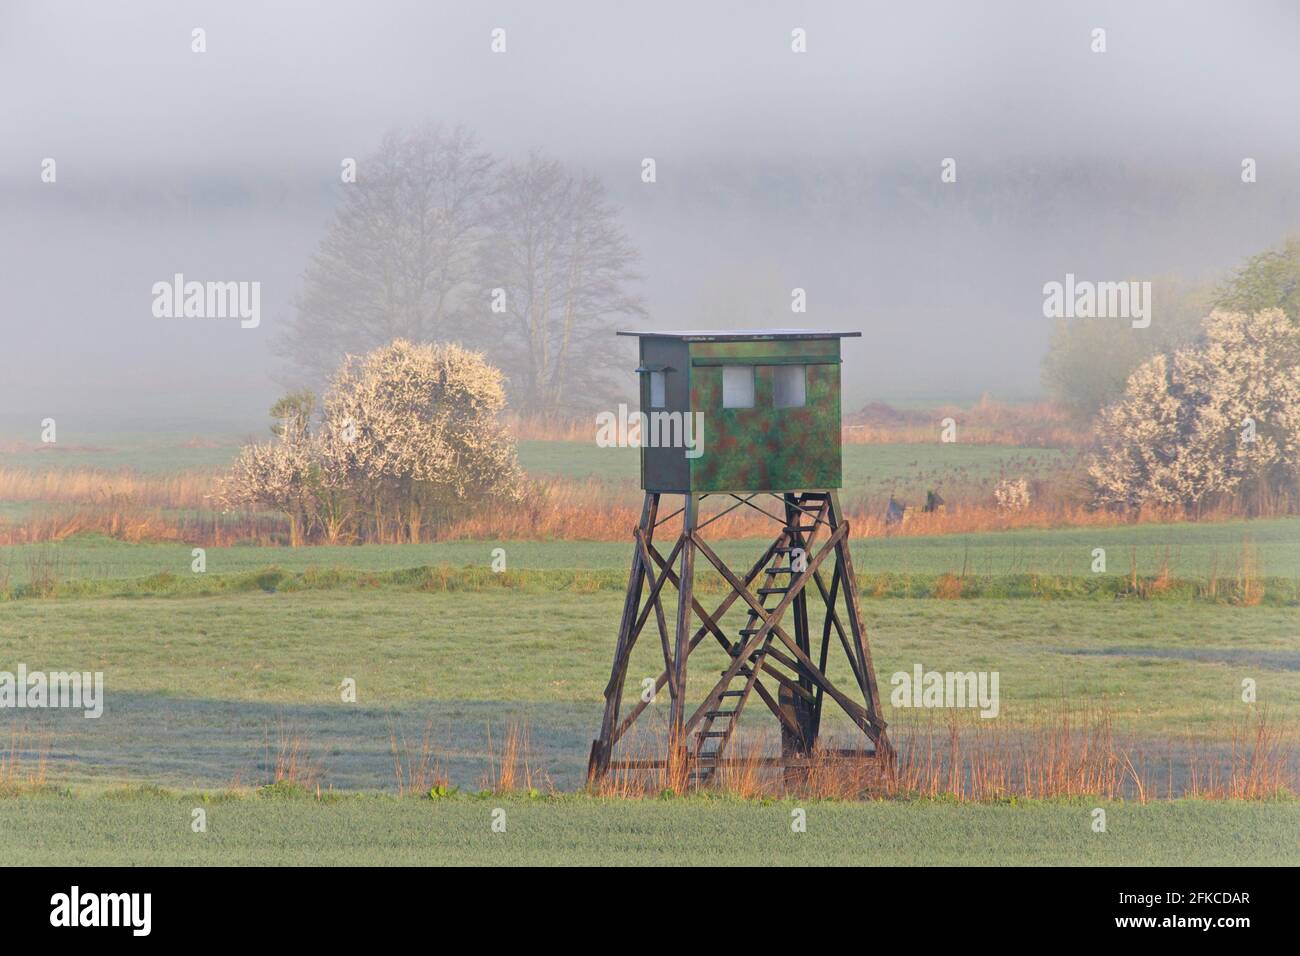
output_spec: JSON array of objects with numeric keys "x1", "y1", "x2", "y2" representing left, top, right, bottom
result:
[
  {"x1": 637, "y1": 337, "x2": 843, "y2": 493},
  {"x1": 639, "y1": 337, "x2": 691, "y2": 492}
]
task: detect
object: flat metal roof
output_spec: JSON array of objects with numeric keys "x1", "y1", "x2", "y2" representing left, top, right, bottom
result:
[{"x1": 617, "y1": 329, "x2": 861, "y2": 342}]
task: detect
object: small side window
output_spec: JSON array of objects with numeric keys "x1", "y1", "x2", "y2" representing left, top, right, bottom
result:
[
  {"x1": 722, "y1": 365, "x2": 755, "y2": 408},
  {"x1": 649, "y1": 371, "x2": 666, "y2": 408},
  {"x1": 773, "y1": 365, "x2": 806, "y2": 408}
]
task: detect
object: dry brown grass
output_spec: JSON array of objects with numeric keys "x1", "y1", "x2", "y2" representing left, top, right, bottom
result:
[
  {"x1": 843, "y1": 397, "x2": 1090, "y2": 447},
  {"x1": 0, "y1": 433, "x2": 1277, "y2": 548},
  {"x1": 388, "y1": 716, "x2": 449, "y2": 797},
  {"x1": 931, "y1": 572, "x2": 967, "y2": 600},
  {"x1": 1125, "y1": 545, "x2": 1176, "y2": 599},
  {"x1": 1231, "y1": 540, "x2": 1265, "y2": 606},
  {"x1": 0, "y1": 474, "x2": 1254, "y2": 547},
  {"x1": 589, "y1": 704, "x2": 1295, "y2": 802},
  {"x1": 0, "y1": 467, "x2": 215, "y2": 510},
  {"x1": 879, "y1": 705, "x2": 1290, "y2": 802},
  {"x1": 0, "y1": 728, "x2": 51, "y2": 794},
  {"x1": 0, "y1": 466, "x2": 284, "y2": 546},
  {"x1": 263, "y1": 720, "x2": 325, "y2": 790},
  {"x1": 0, "y1": 503, "x2": 285, "y2": 548},
  {"x1": 588, "y1": 730, "x2": 691, "y2": 797},
  {"x1": 1185, "y1": 708, "x2": 1293, "y2": 799},
  {"x1": 504, "y1": 414, "x2": 594, "y2": 442},
  {"x1": 22, "y1": 548, "x2": 62, "y2": 597},
  {"x1": 440, "y1": 484, "x2": 1233, "y2": 543},
  {"x1": 480, "y1": 721, "x2": 547, "y2": 794}
]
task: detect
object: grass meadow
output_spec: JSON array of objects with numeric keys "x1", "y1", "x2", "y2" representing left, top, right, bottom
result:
[
  {"x1": 0, "y1": 430, "x2": 1297, "y2": 865},
  {"x1": 1, "y1": 791, "x2": 1292, "y2": 866}
]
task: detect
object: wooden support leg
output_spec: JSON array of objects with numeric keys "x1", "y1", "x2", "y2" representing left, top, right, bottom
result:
[
  {"x1": 779, "y1": 683, "x2": 813, "y2": 787},
  {"x1": 828, "y1": 491, "x2": 891, "y2": 760},
  {"x1": 809, "y1": 565, "x2": 842, "y2": 745},
  {"x1": 667, "y1": 494, "x2": 697, "y2": 780},
  {"x1": 783, "y1": 494, "x2": 816, "y2": 780},
  {"x1": 589, "y1": 493, "x2": 658, "y2": 781}
]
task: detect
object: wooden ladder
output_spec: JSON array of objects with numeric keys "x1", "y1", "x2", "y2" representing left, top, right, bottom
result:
[
  {"x1": 690, "y1": 494, "x2": 830, "y2": 786},
  {"x1": 690, "y1": 542, "x2": 808, "y2": 784}
]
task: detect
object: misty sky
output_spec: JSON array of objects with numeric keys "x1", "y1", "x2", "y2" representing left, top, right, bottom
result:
[{"x1": 3, "y1": 0, "x2": 1299, "y2": 435}]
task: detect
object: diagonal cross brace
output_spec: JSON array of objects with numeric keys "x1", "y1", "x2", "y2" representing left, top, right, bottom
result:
[
  {"x1": 609, "y1": 534, "x2": 789, "y2": 746},
  {"x1": 602, "y1": 533, "x2": 685, "y2": 699},
  {"x1": 634, "y1": 528, "x2": 677, "y2": 695},
  {"x1": 691, "y1": 529, "x2": 886, "y2": 740},
  {"x1": 686, "y1": 526, "x2": 843, "y2": 733}
]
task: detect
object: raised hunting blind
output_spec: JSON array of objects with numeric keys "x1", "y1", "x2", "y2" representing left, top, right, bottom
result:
[{"x1": 589, "y1": 330, "x2": 892, "y2": 788}]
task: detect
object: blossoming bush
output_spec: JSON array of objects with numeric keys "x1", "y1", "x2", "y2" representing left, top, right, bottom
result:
[
  {"x1": 1089, "y1": 310, "x2": 1300, "y2": 514},
  {"x1": 222, "y1": 340, "x2": 523, "y2": 543},
  {"x1": 994, "y1": 478, "x2": 1031, "y2": 513}
]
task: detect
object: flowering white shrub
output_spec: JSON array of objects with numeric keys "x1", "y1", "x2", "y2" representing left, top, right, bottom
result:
[
  {"x1": 222, "y1": 340, "x2": 523, "y2": 543},
  {"x1": 220, "y1": 418, "x2": 317, "y2": 546},
  {"x1": 324, "y1": 340, "x2": 523, "y2": 540},
  {"x1": 1089, "y1": 309, "x2": 1300, "y2": 513},
  {"x1": 994, "y1": 478, "x2": 1031, "y2": 513}
]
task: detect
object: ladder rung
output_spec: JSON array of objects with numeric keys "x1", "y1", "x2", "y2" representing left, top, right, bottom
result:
[
  {"x1": 757, "y1": 587, "x2": 788, "y2": 595},
  {"x1": 705, "y1": 710, "x2": 736, "y2": 719},
  {"x1": 719, "y1": 690, "x2": 743, "y2": 697},
  {"x1": 767, "y1": 567, "x2": 795, "y2": 574},
  {"x1": 700, "y1": 731, "x2": 727, "y2": 738}
]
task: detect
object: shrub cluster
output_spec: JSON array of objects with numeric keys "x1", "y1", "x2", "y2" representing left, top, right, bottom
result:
[{"x1": 220, "y1": 340, "x2": 523, "y2": 544}]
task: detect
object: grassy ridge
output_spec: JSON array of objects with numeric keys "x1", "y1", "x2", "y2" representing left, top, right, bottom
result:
[
  {"x1": 2, "y1": 561, "x2": 1296, "y2": 604},
  {"x1": 2, "y1": 517, "x2": 1297, "y2": 584}
]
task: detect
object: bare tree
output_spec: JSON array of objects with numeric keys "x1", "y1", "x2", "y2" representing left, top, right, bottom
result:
[
  {"x1": 480, "y1": 153, "x2": 645, "y2": 415},
  {"x1": 276, "y1": 124, "x2": 495, "y2": 387}
]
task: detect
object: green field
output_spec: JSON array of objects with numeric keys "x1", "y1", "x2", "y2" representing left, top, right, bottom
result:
[
  {"x1": 0, "y1": 434, "x2": 246, "y2": 474},
  {"x1": 515, "y1": 440, "x2": 1071, "y2": 497},
  {"x1": 2, "y1": 583, "x2": 1296, "y2": 800},
  {"x1": 0, "y1": 433, "x2": 1067, "y2": 487},
  {"x1": 1, "y1": 791, "x2": 1293, "y2": 866},
  {"x1": 1, "y1": 434, "x2": 1297, "y2": 865},
  {"x1": 4, "y1": 589, "x2": 1295, "y2": 716}
]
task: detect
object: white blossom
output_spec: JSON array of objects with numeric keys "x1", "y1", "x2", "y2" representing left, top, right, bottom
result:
[{"x1": 1089, "y1": 309, "x2": 1300, "y2": 511}]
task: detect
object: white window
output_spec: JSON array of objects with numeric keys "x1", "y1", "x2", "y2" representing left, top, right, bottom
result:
[
  {"x1": 722, "y1": 365, "x2": 755, "y2": 408},
  {"x1": 649, "y1": 370, "x2": 666, "y2": 408},
  {"x1": 773, "y1": 365, "x2": 807, "y2": 408}
]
